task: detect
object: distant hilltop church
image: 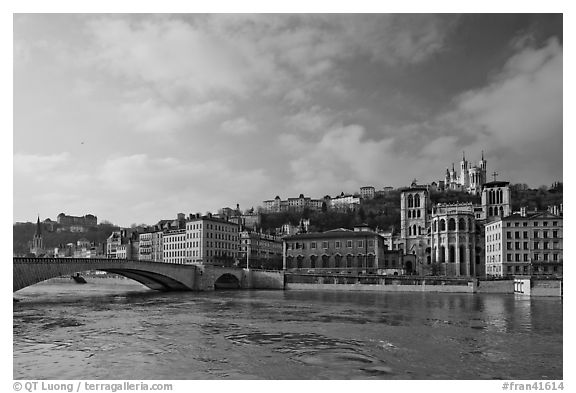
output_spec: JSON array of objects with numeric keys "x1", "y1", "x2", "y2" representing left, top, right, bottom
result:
[{"x1": 444, "y1": 151, "x2": 487, "y2": 195}]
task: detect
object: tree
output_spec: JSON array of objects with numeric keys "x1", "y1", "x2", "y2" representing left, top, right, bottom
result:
[{"x1": 321, "y1": 202, "x2": 327, "y2": 213}]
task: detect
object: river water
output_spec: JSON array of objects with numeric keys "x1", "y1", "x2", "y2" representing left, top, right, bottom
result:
[{"x1": 13, "y1": 278, "x2": 562, "y2": 380}]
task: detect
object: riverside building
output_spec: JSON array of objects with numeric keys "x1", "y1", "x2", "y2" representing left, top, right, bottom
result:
[{"x1": 485, "y1": 211, "x2": 563, "y2": 277}]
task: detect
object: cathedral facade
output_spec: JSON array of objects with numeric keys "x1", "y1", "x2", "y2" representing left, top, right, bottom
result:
[{"x1": 444, "y1": 151, "x2": 487, "y2": 195}]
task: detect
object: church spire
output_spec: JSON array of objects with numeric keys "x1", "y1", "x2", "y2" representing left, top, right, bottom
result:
[
  {"x1": 481, "y1": 150, "x2": 485, "y2": 161},
  {"x1": 35, "y1": 215, "x2": 42, "y2": 237},
  {"x1": 462, "y1": 150, "x2": 466, "y2": 161}
]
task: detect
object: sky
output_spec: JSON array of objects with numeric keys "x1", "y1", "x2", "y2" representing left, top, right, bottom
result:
[{"x1": 13, "y1": 14, "x2": 563, "y2": 227}]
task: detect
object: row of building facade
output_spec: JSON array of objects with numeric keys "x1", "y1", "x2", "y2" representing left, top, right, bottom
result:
[
  {"x1": 28, "y1": 176, "x2": 562, "y2": 278},
  {"x1": 283, "y1": 180, "x2": 562, "y2": 278}
]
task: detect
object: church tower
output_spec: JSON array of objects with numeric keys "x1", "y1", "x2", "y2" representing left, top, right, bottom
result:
[
  {"x1": 30, "y1": 216, "x2": 44, "y2": 256},
  {"x1": 459, "y1": 151, "x2": 469, "y2": 188},
  {"x1": 479, "y1": 150, "x2": 487, "y2": 184}
]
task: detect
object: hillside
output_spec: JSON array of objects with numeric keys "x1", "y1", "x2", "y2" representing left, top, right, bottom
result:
[
  {"x1": 13, "y1": 223, "x2": 120, "y2": 255},
  {"x1": 260, "y1": 186, "x2": 562, "y2": 234}
]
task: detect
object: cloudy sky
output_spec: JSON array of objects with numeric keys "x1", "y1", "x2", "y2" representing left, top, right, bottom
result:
[{"x1": 13, "y1": 14, "x2": 563, "y2": 227}]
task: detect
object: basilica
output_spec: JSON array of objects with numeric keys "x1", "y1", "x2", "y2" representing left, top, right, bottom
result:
[{"x1": 444, "y1": 151, "x2": 487, "y2": 195}]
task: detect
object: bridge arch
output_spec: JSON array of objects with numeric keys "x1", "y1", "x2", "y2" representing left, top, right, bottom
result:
[
  {"x1": 13, "y1": 258, "x2": 199, "y2": 292},
  {"x1": 214, "y1": 273, "x2": 241, "y2": 290}
]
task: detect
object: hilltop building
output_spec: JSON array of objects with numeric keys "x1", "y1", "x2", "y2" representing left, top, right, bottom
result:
[{"x1": 444, "y1": 151, "x2": 487, "y2": 195}]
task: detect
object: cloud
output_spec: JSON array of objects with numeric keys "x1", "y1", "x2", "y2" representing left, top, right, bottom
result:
[
  {"x1": 13, "y1": 152, "x2": 71, "y2": 174},
  {"x1": 278, "y1": 37, "x2": 563, "y2": 192},
  {"x1": 220, "y1": 117, "x2": 258, "y2": 136},
  {"x1": 83, "y1": 15, "x2": 455, "y2": 101},
  {"x1": 284, "y1": 106, "x2": 337, "y2": 133},
  {"x1": 121, "y1": 97, "x2": 230, "y2": 134}
]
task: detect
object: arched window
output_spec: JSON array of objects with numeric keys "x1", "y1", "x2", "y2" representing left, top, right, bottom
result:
[
  {"x1": 469, "y1": 219, "x2": 473, "y2": 232},
  {"x1": 413, "y1": 225, "x2": 417, "y2": 236},
  {"x1": 321, "y1": 255, "x2": 330, "y2": 269},
  {"x1": 498, "y1": 189, "x2": 503, "y2": 204},
  {"x1": 448, "y1": 218, "x2": 456, "y2": 231},
  {"x1": 335, "y1": 254, "x2": 343, "y2": 268},
  {"x1": 449, "y1": 246, "x2": 455, "y2": 262},
  {"x1": 297, "y1": 255, "x2": 304, "y2": 269},
  {"x1": 440, "y1": 246, "x2": 445, "y2": 263},
  {"x1": 346, "y1": 254, "x2": 353, "y2": 268},
  {"x1": 432, "y1": 220, "x2": 437, "y2": 232},
  {"x1": 418, "y1": 226, "x2": 422, "y2": 235},
  {"x1": 408, "y1": 210, "x2": 412, "y2": 218},
  {"x1": 357, "y1": 254, "x2": 365, "y2": 268},
  {"x1": 310, "y1": 255, "x2": 317, "y2": 269},
  {"x1": 414, "y1": 194, "x2": 421, "y2": 208},
  {"x1": 367, "y1": 254, "x2": 375, "y2": 268},
  {"x1": 287, "y1": 256, "x2": 294, "y2": 269},
  {"x1": 489, "y1": 206, "x2": 493, "y2": 217},
  {"x1": 432, "y1": 247, "x2": 437, "y2": 263},
  {"x1": 458, "y1": 218, "x2": 466, "y2": 231},
  {"x1": 499, "y1": 206, "x2": 504, "y2": 217},
  {"x1": 417, "y1": 210, "x2": 421, "y2": 218},
  {"x1": 460, "y1": 245, "x2": 466, "y2": 263},
  {"x1": 408, "y1": 226, "x2": 412, "y2": 236},
  {"x1": 440, "y1": 219, "x2": 446, "y2": 231},
  {"x1": 407, "y1": 194, "x2": 413, "y2": 208}
]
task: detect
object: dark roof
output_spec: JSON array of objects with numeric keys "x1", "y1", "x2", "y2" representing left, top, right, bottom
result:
[
  {"x1": 285, "y1": 229, "x2": 381, "y2": 241},
  {"x1": 501, "y1": 211, "x2": 562, "y2": 221},
  {"x1": 482, "y1": 181, "x2": 510, "y2": 188}
]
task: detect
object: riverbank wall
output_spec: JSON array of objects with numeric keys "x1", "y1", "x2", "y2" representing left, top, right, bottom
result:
[{"x1": 284, "y1": 273, "x2": 562, "y2": 296}]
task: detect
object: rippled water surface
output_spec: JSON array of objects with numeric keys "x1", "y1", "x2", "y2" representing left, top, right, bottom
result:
[{"x1": 13, "y1": 278, "x2": 562, "y2": 379}]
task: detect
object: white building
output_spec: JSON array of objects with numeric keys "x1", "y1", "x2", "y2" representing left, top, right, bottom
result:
[
  {"x1": 485, "y1": 211, "x2": 563, "y2": 277},
  {"x1": 163, "y1": 228, "x2": 186, "y2": 264},
  {"x1": 185, "y1": 214, "x2": 240, "y2": 265}
]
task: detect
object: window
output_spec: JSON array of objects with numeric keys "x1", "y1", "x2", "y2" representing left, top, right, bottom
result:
[
  {"x1": 335, "y1": 241, "x2": 341, "y2": 248},
  {"x1": 346, "y1": 240, "x2": 352, "y2": 248},
  {"x1": 515, "y1": 254, "x2": 520, "y2": 262},
  {"x1": 515, "y1": 266, "x2": 520, "y2": 272},
  {"x1": 553, "y1": 231, "x2": 558, "y2": 238},
  {"x1": 506, "y1": 242, "x2": 512, "y2": 250},
  {"x1": 515, "y1": 242, "x2": 520, "y2": 250},
  {"x1": 507, "y1": 254, "x2": 512, "y2": 262},
  {"x1": 534, "y1": 254, "x2": 539, "y2": 261},
  {"x1": 448, "y1": 218, "x2": 456, "y2": 230},
  {"x1": 507, "y1": 232, "x2": 512, "y2": 239},
  {"x1": 310, "y1": 242, "x2": 316, "y2": 249},
  {"x1": 515, "y1": 231, "x2": 520, "y2": 239},
  {"x1": 440, "y1": 219, "x2": 446, "y2": 231},
  {"x1": 553, "y1": 253, "x2": 558, "y2": 261},
  {"x1": 322, "y1": 241, "x2": 329, "y2": 249},
  {"x1": 534, "y1": 231, "x2": 539, "y2": 238},
  {"x1": 358, "y1": 240, "x2": 363, "y2": 248},
  {"x1": 524, "y1": 242, "x2": 528, "y2": 250},
  {"x1": 523, "y1": 231, "x2": 528, "y2": 239},
  {"x1": 524, "y1": 254, "x2": 528, "y2": 262},
  {"x1": 543, "y1": 231, "x2": 548, "y2": 239},
  {"x1": 544, "y1": 253, "x2": 549, "y2": 261},
  {"x1": 552, "y1": 221, "x2": 557, "y2": 226},
  {"x1": 543, "y1": 221, "x2": 548, "y2": 227},
  {"x1": 523, "y1": 222, "x2": 528, "y2": 227},
  {"x1": 368, "y1": 240, "x2": 374, "y2": 247}
]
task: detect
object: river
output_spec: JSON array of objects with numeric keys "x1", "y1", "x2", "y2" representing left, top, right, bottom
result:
[{"x1": 13, "y1": 278, "x2": 562, "y2": 380}]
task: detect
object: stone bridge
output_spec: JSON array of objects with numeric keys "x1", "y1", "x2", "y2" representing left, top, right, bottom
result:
[{"x1": 13, "y1": 258, "x2": 283, "y2": 292}]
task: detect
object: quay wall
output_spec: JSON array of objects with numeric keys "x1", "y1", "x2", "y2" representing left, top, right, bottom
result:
[
  {"x1": 249, "y1": 270, "x2": 284, "y2": 289},
  {"x1": 476, "y1": 280, "x2": 514, "y2": 294},
  {"x1": 285, "y1": 282, "x2": 475, "y2": 293}
]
